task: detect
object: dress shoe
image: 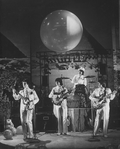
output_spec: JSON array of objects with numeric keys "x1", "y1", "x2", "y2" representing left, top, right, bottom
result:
[
  {"x1": 104, "y1": 135, "x2": 108, "y2": 138},
  {"x1": 63, "y1": 133, "x2": 68, "y2": 135},
  {"x1": 23, "y1": 137, "x2": 27, "y2": 141},
  {"x1": 57, "y1": 133, "x2": 62, "y2": 135}
]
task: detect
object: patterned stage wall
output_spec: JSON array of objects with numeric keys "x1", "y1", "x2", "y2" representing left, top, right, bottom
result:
[
  {"x1": 32, "y1": 57, "x2": 99, "y2": 93},
  {"x1": 32, "y1": 56, "x2": 114, "y2": 93}
]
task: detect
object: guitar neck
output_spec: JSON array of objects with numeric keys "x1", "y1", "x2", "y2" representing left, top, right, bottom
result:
[
  {"x1": 61, "y1": 90, "x2": 71, "y2": 98},
  {"x1": 52, "y1": 90, "x2": 72, "y2": 105},
  {"x1": 101, "y1": 91, "x2": 116, "y2": 102},
  {"x1": 18, "y1": 92, "x2": 28, "y2": 100}
]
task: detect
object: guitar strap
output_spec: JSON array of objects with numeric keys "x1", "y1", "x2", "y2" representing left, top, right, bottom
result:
[
  {"x1": 103, "y1": 87, "x2": 106, "y2": 96},
  {"x1": 99, "y1": 87, "x2": 106, "y2": 102},
  {"x1": 24, "y1": 89, "x2": 29, "y2": 98}
]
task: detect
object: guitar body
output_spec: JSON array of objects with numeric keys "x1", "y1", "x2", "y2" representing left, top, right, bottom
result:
[
  {"x1": 52, "y1": 90, "x2": 72, "y2": 106},
  {"x1": 24, "y1": 99, "x2": 34, "y2": 110},
  {"x1": 17, "y1": 91, "x2": 35, "y2": 110},
  {"x1": 52, "y1": 94, "x2": 66, "y2": 106},
  {"x1": 13, "y1": 82, "x2": 35, "y2": 110},
  {"x1": 92, "y1": 100, "x2": 105, "y2": 109},
  {"x1": 92, "y1": 90, "x2": 117, "y2": 109}
]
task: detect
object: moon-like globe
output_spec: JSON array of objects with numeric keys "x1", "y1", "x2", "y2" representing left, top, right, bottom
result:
[{"x1": 40, "y1": 10, "x2": 83, "y2": 53}]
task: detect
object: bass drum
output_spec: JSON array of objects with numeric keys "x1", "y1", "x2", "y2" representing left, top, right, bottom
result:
[
  {"x1": 73, "y1": 84, "x2": 89, "y2": 108},
  {"x1": 75, "y1": 84, "x2": 87, "y2": 94}
]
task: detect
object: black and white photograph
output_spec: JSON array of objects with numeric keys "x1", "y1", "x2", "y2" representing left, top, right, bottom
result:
[{"x1": 0, "y1": 0, "x2": 119, "y2": 149}]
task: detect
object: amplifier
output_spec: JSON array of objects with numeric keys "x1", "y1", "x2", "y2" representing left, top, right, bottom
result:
[{"x1": 35, "y1": 112, "x2": 58, "y2": 133}]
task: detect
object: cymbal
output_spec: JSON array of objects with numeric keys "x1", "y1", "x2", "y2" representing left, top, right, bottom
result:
[
  {"x1": 61, "y1": 77, "x2": 71, "y2": 80},
  {"x1": 89, "y1": 81, "x2": 96, "y2": 83},
  {"x1": 85, "y1": 75, "x2": 95, "y2": 78}
]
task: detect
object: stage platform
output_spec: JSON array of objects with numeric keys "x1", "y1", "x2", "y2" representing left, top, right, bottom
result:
[{"x1": 0, "y1": 129, "x2": 120, "y2": 149}]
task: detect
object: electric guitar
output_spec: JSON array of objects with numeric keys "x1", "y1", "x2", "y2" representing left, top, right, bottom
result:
[
  {"x1": 52, "y1": 89, "x2": 72, "y2": 106},
  {"x1": 13, "y1": 88, "x2": 34, "y2": 110},
  {"x1": 12, "y1": 80, "x2": 34, "y2": 110},
  {"x1": 92, "y1": 90, "x2": 117, "y2": 109},
  {"x1": 19, "y1": 92, "x2": 35, "y2": 110}
]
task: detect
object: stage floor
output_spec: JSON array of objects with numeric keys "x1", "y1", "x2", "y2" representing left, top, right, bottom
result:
[{"x1": 0, "y1": 129, "x2": 120, "y2": 149}]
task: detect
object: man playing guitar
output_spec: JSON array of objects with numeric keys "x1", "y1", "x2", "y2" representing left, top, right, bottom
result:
[
  {"x1": 89, "y1": 81, "x2": 117, "y2": 138},
  {"x1": 49, "y1": 78, "x2": 68, "y2": 135},
  {"x1": 12, "y1": 79, "x2": 39, "y2": 141}
]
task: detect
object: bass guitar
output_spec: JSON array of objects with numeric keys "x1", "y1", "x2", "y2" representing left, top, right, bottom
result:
[
  {"x1": 92, "y1": 90, "x2": 117, "y2": 109},
  {"x1": 52, "y1": 89, "x2": 72, "y2": 106}
]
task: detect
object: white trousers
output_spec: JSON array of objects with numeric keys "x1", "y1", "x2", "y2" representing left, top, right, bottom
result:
[
  {"x1": 53, "y1": 100, "x2": 68, "y2": 134},
  {"x1": 20, "y1": 109, "x2": 33, "y2": 138},
  {"x1": 93, "y1": 105, "x2": 110, "y2": 135}
]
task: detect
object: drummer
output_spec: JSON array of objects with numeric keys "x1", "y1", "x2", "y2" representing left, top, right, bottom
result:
[
  {"x1": 71, "y1": 67, "x2": 87, "y2": 89},
  {"x1": 71, "y1": 67, "x2": 88, "y2": 132}
]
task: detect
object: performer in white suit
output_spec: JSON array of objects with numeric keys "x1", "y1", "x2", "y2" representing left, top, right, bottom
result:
[
  {"x1": 12, "y1": 79, "x2": 39, "y2": 140},
  {"x1": 49, "y1": 78, "x2": 68, "y2": 135},
  {"x1": 89, "y1": 81, "x2": 116, "y2": 137}
]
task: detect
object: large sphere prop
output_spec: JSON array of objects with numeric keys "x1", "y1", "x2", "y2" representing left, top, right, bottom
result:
[
  {"x1": 3, "y1": 129, "x2": 13, "y2": 140},
  {"x1": 16, "y1": 125, "x2": 23, "y2": 134},
  {"x1": 40, "y1": 10, "x2": 83, "y2": 53}
]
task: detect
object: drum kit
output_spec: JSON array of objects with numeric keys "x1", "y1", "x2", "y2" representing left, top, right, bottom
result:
[
  {"x1": 84, "y1": 75, "x2": 95, "y2": 79},
  {"x1": 84, "y1": 75, "x2": 96, "y2": 83},
  {"x1": 61, "y1": 75, "x2": 96, "y2": 95},
  {"x1": 85, "y1": 75, "x2": 96, "y2": 93},
  {"x1": 61, "y1": 77, "x2": 72, "y2": 81}
]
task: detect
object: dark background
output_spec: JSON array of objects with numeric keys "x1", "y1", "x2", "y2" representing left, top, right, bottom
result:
[{"x1": 0, "y1": 0, "x2": 119, "y2": 57}]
